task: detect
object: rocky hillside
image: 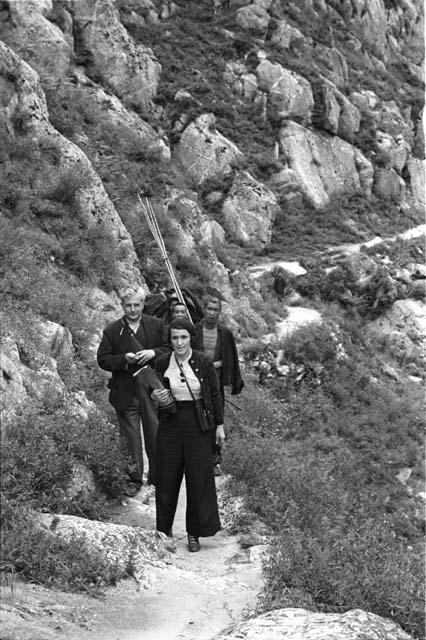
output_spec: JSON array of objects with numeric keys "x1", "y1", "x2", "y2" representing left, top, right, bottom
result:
[
  {"x1": 0, "y1": 1, "x2": 425, "y2": 638},
  {"x1": 1, "y1": 0, "x2": 424, "y2": 429}
]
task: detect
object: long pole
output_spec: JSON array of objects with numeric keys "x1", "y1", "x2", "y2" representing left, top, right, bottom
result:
[{"x1": 137, "y1": 193, "x2": 191, "y2": 320}]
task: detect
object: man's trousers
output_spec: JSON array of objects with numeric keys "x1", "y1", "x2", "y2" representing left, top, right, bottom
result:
[{"x1": 115, "y1": 372, "x2": 158, "y2": 485}]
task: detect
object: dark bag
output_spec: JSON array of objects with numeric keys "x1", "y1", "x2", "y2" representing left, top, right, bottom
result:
[{"x1": 193, "y1": 398, "x2": 212, "y2": 432}]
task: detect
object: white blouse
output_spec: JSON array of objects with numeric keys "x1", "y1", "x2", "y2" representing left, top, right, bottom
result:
[{"x1": 164, "y1": 351, "x2": 201, "y2": 401}]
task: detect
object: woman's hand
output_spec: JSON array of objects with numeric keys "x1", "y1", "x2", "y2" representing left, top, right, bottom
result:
[{"x1": 215, "y1": 424, "x2": 225, "y2": 448}]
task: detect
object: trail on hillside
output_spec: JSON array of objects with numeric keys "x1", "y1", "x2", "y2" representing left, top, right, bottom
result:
[
  {"x1": 0, "y1": 479, "x2": 263, "y2": 640},
  {"x1": 248, "y1": 223, "x2": 426, "y2": 275}
]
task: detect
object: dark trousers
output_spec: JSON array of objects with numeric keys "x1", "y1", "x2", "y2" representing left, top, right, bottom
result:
[
  {"x1": 156, "y1": 402, "x2": 221, "y2": 538},
  {"x1": 115, "y1": 375, "x2": 159, "y2": 485}
]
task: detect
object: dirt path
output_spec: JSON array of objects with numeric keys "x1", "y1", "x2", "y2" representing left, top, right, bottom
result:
[
  {"x1": 248, "y1": 223, "x2": 426, "y2": 279},
  {"x1": 1, "y1": 479, "x2": 263, "y2": 640}
]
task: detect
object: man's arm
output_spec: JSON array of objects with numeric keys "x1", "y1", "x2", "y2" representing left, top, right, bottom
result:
[
  {"x1": 97, "y1": 327, "x2": 128, "y2": 372},
  {"x1": 220, "y1": 326, "x2": 244, "y2": 394}
]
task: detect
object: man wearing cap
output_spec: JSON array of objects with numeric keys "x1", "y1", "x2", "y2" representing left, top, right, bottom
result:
[{"x1": 97, "y1": 286, "x2": 170, "y2": 495}]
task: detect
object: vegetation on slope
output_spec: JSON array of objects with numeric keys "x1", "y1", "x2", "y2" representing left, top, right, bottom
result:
[
  {"x1": 223, "y1": 323, "x2": 425, "y2": 639},
  {"x1": 1, "y1": 0, "x2": 424, "y2": 625}
]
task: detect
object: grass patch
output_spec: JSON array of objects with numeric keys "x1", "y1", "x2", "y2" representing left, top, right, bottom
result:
[
  {"x1": 268, "y1": 193, "x2": 424, "y2": 259},
  {"x1": 223, "y1": 324, "x2": 425, "y2": 638}
]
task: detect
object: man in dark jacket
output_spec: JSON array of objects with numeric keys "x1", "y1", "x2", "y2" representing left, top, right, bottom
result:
[
  {"x1": 97, "y1": 286, "x2": 170, "y2": 495},
  {"x1": 193, "y1": 294, "x2": 244, "y2": 474}
]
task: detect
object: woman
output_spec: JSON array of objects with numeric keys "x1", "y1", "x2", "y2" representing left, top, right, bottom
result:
[{"x1": 152, "y1": 318, "x2": 225, "y2": 552}]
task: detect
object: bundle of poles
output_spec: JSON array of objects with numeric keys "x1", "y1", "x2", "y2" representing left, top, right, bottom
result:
[{"x1": 138, "y1": 193, "x2": 193, "y2": 325}]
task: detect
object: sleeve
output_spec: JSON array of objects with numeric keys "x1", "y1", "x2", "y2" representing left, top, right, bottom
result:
[
  {"x1": 224, "y1": 329, "x2": 244, "y2": 395},
  {"x1": 205, "y1": 358, "x2": 224, "y2": 426},
  {"x1": 231, "y1": 340, "x2": 244, "y2": 396},
  {"x1": 97, "y1": 327, "x2": 128, "y2": 372}
]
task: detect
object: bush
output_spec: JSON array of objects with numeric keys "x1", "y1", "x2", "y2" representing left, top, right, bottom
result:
[
  {"x1": 0, "y1": 502, "x2": 122, "y2": 594},
  {"x1": 278, "y1": 323, "x2": 339, "y2": 368},
  {"x1": 1, "y1": 403, "x2": 127, "y2": 516}
]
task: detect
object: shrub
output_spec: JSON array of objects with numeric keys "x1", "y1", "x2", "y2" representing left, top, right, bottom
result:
[
  {"x1": 278, "y1": 323, "x2": 338, "y2": 368},
  {"x1": 1, "y1": 403, "x2": 127, "y2": 517},
  {"x1": 0, "y1": 502, "x2": 122, "y2": 594}
]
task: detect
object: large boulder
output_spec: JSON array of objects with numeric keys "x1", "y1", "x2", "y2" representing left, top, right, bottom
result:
[
  {"x1": 0, "y1": 0, "x2": 72, "y2": 83},
  {"x1": 208, "y1": 260, "x2": 233, "y2": 302},
  {"x1": 33, "y1": 319, "x2": 74, "y2": 363},
  {"x1": 313, "y1": 44, "x2": 348, "y2": 89},
  {"x1": 373, "y1": 167, "x2": 406, "y2": 201},
  {"x1": 235, "y1": 4, "x2": 270, "y2": 34},
  {"x1": 366, "y1": 299, "x2": 426, "y2": 374},
  {"x1": 35, "y1": 513, "x2": 175, "y2": 588},
  {"x1": 406, "y1": 158, "x2": 426, "y2": 211},
  {"x1": 267, "y1": 19, "x2": 305, "y2": 52},
  {"x1": 314, "y1": 79, "x2": 361, "y2": 142},
  {"x1": 177, "y1": 114, "x2": 244, "y2": 185},
  {"x1": 213, "y1": 607, "x2": 413, "y2": 639},
  {"x1": 0, "y1": 40, "x2": 50, "y2": 135},
  {"x1": 69, "y1": 0, "x2": 161, "y2": 116},
  {"x1": 0, "y1": 311, "x2": 108, "y2": 432},
  {"x1": 375, "y1": 101, "x2": 414, "y2": 144},
  {"x1": 222, "y1": 171, "x2": 280, "y2": 248},
  {"x1": 256, "y1": 60, "x2": 313, "y2": 124},
  {"x1": 278, "y1": 121, "x2": 373, "y2": 208},
  {"x1": 198, "y1": 220, "x2": 226, "y2": 248},
  {"x1": 0, "y1": 329, "x2": 66, "y2": 432}
]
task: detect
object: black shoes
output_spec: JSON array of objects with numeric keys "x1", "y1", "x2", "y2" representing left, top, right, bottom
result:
[{"x1": 187, "y1": 534, "x2": 200, "y2": 552}]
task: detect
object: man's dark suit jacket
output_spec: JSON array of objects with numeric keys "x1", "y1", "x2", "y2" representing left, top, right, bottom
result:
[
  {"x1": 193, "y1": 321, "x2": 244, "y2": 395},
  {"x1": 97, "y1": 314, "x2": 170, "y2": 411}
]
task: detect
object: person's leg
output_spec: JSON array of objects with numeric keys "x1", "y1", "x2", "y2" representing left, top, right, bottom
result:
[
  {"x1": 116, "y1": 398, "x2": 144, "y2": 487},
  {"x1": 137, "y1": 373, "x2": 159, "y2": 485},
  {"x1": 156, "y1": 415, "x2": 184, "y2": 536},
  {"x1": 183, "y1": 411, "x2": 220, "y2": 540}
]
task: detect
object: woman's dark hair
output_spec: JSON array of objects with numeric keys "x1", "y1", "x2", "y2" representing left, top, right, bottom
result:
[{"x1": 169, "y1": 318, "x2": 195, "y2": 336}]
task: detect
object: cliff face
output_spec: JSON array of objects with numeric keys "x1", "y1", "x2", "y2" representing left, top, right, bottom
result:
[{"x1": 0, "y1": 0, "x2": 424, "y2": 422}]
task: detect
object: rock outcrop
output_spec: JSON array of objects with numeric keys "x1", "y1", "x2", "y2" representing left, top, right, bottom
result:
[
  {"x1": 69, "y1": 0, "x2": 161, "y2": 116},
  {"x1": 366, "y1": 299, "x2": 426, "y2": 375},
  {"x1": 222, "y1": 170, "x2": 280, "y2": 247},
  {"x1": 213, "y1": 607, "x2": 414, "y2": 640},
  {"x1": 278, "y1": 121, "x2": 373, "y2": 208},
  {"x1": 0, "y1": 41, "x2": 141, "y2": 287},
  {"x1": 177, "y1": 113, "x2": 244, "y2": 185},
  {"x1": 0, "y1": 0, "x2": 73, "y2": 83},
  {"x1": 35, "y1": 512, "x2": 176, "y2": 588}
]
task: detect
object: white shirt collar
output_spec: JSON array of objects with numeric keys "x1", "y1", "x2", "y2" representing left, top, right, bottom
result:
[{"x1": 172, "y1": 349, "x2": 192, "y2": 368}]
